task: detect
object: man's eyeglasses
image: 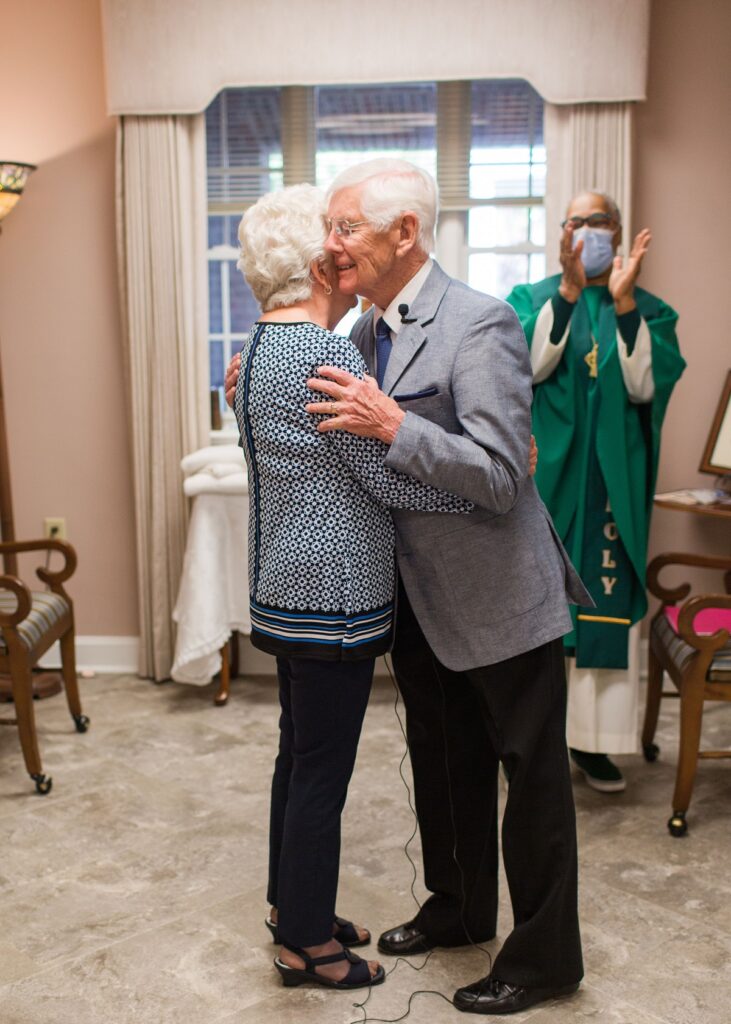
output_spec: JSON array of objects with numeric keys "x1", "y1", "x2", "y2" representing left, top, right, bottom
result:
[
  {"x1": 561, "y1": 213, "x2": 617, "y2": 230},
  {"x1": 325, "y1": 217, "x2": 368, "y2": 238}
]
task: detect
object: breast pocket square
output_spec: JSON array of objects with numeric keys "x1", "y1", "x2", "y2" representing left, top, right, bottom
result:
[{"x1": 393, "y1": 386, "x2": 440, "y2": 402}]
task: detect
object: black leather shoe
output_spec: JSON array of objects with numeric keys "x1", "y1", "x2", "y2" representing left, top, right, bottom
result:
[
  {"x1": 377, "y1": 920, "x2": 436, "y2": 956},
  {"x1": 453, "y1": 975, "x2": 579, "y2": 1014}
]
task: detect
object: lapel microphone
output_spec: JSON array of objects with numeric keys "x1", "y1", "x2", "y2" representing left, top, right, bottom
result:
[{"x1": 398, "y1": 303, "x2": 417, "y2": 324}]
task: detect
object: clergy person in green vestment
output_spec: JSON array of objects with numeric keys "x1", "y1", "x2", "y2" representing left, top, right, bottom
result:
[{"x1": 507, "y1": 191, "x2": 685, "y2": 793}]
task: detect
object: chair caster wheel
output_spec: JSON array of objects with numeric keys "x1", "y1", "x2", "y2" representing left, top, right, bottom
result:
[
  {"x1": 73, "y1": 714, "x2": 90, "y2": 733},
  {"x1": 668, "y1": 812, "x2": 687, "y2": 837},
  {"x1": 643, "y1": 742, "x2": 659, "y2": 762},
  {"x1": 31, "y1": 773, "x2": 53, "y2": 795}
]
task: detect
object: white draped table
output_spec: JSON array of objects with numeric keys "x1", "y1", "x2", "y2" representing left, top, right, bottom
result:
[{"x1": 171, "y1": 446, "x2": 251, "y2": 688}]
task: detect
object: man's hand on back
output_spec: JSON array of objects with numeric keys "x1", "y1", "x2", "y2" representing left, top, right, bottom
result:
[
  {"x1": 228, "y1": 353, "x2": 537, "y2": 474},
  {"x1": 306, "y1": 367, "x2": 405, "y2": 444}
]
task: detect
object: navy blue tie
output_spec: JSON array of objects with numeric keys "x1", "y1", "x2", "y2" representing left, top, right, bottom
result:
[{"x1": 375, "y1": 317, "x2": 392, "y2": 389}]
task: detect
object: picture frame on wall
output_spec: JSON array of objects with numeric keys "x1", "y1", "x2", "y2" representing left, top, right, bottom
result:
[{"x1": 699, "y1": 369, "x2": 731, "y2": 476}]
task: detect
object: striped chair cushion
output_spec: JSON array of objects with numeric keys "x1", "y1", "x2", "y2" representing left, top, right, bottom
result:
[
  {"x1": 0, "y1": 590, "x2": 70, "y2": 654},
  {"x1": 653, "y1": 607, "x2": 731, "y2": 683}
]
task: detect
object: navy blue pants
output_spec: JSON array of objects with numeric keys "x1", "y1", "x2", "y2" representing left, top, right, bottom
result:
[{"x1": 267, "y1": 655, "x2": 374, "y2": 947}]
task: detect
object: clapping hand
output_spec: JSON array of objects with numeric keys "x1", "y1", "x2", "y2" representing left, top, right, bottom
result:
[
  {"x1": 558, "y1": 222, "x2": 586, "y2": 302},
  {"x1": 609, "y1": 228, "x2": 651, "y2": 314}
]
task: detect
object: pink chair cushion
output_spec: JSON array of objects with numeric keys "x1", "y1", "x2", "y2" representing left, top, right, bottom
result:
[{"x1": 664, "y1": 605, "x2": 731, "y2": 636}]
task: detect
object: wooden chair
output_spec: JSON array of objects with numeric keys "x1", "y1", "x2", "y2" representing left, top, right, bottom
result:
[
  {"x1": 0, "y1": 538, "x2": 89, "y2": 794},
  {"x1": 642, "y1": 552, "x2": 731, "y2": 836}
]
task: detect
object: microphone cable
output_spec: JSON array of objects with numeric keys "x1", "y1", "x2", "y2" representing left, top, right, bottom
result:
[{"x1": 348, "y1": 653, "x2": 495, "y2": 1024}]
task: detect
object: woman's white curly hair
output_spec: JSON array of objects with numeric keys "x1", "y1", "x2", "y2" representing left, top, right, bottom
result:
[{"x1": 237, "y1": 184, "x2": 327, "y2": 312}]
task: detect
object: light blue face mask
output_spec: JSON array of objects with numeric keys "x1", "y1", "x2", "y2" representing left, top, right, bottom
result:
[{"x1": 573, "y1": 226, "x2": 615, "y2": 279}]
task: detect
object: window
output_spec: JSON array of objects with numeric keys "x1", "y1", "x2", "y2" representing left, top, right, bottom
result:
[
  {"x1": 205, "y1": 80, "x2": 544, "y2": 426},
  {"x1": 314, "y1": 83, "x2": 438, "y2": 337},
  {"x1": 468, "y1": 81, "x2": 546, "y2": 299},
  {"x1": 315, "y1": 83, "x2": 437, "y2": 185},
  {"x1": 206, "y1": 89, "x2": 283, "y2": 404}
]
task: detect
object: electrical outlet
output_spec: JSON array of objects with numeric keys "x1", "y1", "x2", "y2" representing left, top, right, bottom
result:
[{"x1": 43, "y1": 517, "x2": 67, "y2": 540}]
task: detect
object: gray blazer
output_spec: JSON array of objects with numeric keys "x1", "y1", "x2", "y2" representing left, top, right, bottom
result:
[{"x1": 350, "y1": 261, "x2": 591, "y2": 671}]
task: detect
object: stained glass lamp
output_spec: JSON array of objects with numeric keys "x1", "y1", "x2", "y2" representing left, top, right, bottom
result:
[
  {"x1": 0, "y1": 161, "x2": 35, "y2": 577},
  {"x1": 0, "y1": 159, "x2": 61, "y2": 701},
  {"x1": 0, "y1": 162, "x2": 36, "y2": 226}
]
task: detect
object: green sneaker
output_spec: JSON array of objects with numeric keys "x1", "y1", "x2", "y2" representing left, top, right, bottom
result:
[{"x1": 569, "y1": 749, "x2": 626, "y2": 793}]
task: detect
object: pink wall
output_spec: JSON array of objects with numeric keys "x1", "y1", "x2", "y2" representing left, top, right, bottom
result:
[
  {"x1": 0, "y1": 0, "x2": 138, "y2": 634},
  {"x1": 0, "y1": 0, "x2": 727, "y2": 645},
  {"x1": 635, "y1": 0, "x2": 731, "y2": 585}
]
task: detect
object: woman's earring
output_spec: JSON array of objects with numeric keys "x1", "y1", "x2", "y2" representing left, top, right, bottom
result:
[{"x1": 324, "y1": 283, "x2": 333, "y2": 296}]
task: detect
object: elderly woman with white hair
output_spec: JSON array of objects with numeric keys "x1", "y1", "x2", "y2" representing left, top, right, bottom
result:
[{"x1": 233, "y1": 183, "x2": 472, "y2": 992}]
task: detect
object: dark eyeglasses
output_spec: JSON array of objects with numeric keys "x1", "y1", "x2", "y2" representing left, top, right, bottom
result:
[{"x1": 561, "y1": 214, "x2": 617, "y2": 230}]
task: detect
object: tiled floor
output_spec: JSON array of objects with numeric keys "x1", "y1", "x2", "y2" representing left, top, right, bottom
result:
[{"x1": 1, "y1": 669, "x2": 729, "y2": 1023}]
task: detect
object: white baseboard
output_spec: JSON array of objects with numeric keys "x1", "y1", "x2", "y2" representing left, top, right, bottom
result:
[
  {"x1": 35, "y1": 635, "x2": 650, "y2": 681},
  {"x1": 37, "y1": 636, "x2": 139, "y2": 674}
]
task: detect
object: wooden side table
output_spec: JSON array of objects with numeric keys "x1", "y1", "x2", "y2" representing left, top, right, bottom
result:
[{"x1": 653, "y1": 496, "x2": 731, "y2": 522}]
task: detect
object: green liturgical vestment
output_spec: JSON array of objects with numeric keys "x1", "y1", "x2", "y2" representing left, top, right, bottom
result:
[{"x1": 507, "y1": 274, "x2": 685, "y2": 669}]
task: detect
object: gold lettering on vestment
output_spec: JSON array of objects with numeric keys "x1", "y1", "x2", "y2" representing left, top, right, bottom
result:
[
  {"x1": 601, "y1": 576, "x2": 618, "y2": 596},
  {"x1": 603, "y1": 522, "x2": 619, "y2": 541},
  {"x1": 602, "y1": 549, "x2": 617, "y2": 569}
]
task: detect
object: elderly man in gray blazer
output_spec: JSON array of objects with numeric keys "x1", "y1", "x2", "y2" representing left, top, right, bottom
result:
[{"x1": 307, "y1": 158, "x2": 590, "y2": 1017}]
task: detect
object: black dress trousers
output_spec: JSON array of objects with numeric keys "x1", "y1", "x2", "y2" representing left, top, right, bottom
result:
[
  {"x1": 267, "y1": 655, "x2": 373, "y2": 948},
  {"x1": 391, "y1": 579, "x2": 583, "y2": 988}
]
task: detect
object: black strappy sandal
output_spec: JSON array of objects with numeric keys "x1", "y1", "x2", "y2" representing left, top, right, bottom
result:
[
  {"x1": 265, "y1": 914, "x2": 370, "y2": 948},
  {"x1": 273, "y1": 943, "x2": 385, "y2": 990}
]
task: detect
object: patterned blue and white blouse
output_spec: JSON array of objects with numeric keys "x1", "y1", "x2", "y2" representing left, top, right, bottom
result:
[{"x1": 233, "y1": 321, "x2": 471, "y2": 661}]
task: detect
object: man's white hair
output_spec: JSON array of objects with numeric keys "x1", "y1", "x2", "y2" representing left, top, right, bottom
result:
[
  {"x1": 237, "y1": 184, "x2": 327, "y2": 312},
  {"x1": 326, "y1": 158, "x2": 438, "y2": 253}
]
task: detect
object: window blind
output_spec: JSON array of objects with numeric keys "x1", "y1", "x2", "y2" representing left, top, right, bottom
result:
[{"x1": 206, "y1": 89, "x2": 283, "y2": 212}]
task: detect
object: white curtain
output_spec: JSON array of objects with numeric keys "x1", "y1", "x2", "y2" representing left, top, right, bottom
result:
[
  {"x1": 544, "y1": 102, "x2": 634, "y2": 274},
  {"x1": 116, "y1": 114, "x2": 209, "y2": 679}
]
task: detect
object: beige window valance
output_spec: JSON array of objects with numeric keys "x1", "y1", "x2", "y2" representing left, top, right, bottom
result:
[{"x1": 101, "y1": 0, "x2": 650, "y2": 115}]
